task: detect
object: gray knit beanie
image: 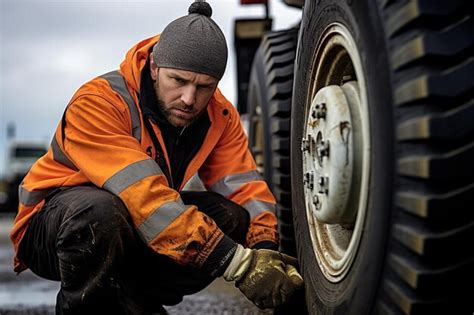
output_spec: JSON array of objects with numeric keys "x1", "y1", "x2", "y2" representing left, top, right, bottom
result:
[{"x1": 152, "y1": 1, "x2": 228, "y2": 80}]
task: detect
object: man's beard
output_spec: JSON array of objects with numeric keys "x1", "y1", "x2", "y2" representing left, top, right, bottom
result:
[{"x1": 153, "y1": 78, "x2": 198, "y2": 127}]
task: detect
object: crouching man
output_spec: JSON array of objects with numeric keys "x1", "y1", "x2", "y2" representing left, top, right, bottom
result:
[{"x1": 10, "y1": 1, "x2": 303, "y2": 314}]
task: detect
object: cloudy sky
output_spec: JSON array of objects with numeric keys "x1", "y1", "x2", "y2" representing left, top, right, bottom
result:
[{"x1": 0, "y1": 0, "x2": 301, "y2": 176}]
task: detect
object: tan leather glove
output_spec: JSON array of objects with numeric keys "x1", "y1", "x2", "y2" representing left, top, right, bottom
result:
[{"x1": 223, "y1": 244, "x2": 303, "y2": 309}]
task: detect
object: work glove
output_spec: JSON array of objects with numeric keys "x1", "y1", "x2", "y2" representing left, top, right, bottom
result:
[
  {"x1": 251, "y1": 240, "x2": 279, "y2": 251},
  {"x1": 223, "y1": 244, "x2": 303, "y2": 309}
]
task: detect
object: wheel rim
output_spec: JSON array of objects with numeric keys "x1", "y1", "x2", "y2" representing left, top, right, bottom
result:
[{"x1": 301, "y1": 23, "x2": 371, "y2": 282}]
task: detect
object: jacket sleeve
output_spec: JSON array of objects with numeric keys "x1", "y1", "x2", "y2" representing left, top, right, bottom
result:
[
  {"x1": 57, "y1": 79, "x2": 232, "y2": 269},
  {"x1": 199, "y1": 95, "x2": 279, "y2": 248}
]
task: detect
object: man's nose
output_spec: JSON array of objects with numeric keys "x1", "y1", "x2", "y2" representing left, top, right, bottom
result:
[{"x1": 181, "y1": 85, "x2": 196, "y2": 107}]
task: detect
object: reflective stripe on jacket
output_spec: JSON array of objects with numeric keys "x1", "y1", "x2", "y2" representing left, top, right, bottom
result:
[{"x1": 10, "y1": 35, "x2": 278, "y2": 273}]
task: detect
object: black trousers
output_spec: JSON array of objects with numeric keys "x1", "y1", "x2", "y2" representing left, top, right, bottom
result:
[{"x1": 18, "y1": 186, "x2": 250, "y2": 315}]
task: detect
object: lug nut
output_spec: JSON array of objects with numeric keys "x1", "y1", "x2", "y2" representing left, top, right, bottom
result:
[
  {"x1": 312, "y1": 103, "x2": 327, "y2": 119},
  {"x1": 301, "y1": 137, "x2": 310, "y2": 152},
  {"x1": 313, "y1": 194, "x2": 321, "y2": 210},
  {"x1": 318, "y1": 176, "x2": 329, "y2": 195},
  {"x1": 317, "y1": 140, "x2": 330, "y2": 158},
  {"x1": 304, "y1": 171, "x2": 314, "y2": 190}
]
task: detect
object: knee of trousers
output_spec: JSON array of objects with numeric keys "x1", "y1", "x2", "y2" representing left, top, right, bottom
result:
[
  {"x1": 218, "y1": 195, "x2": 251, "y2": 237},
  {"x1": 225, "y1": 201, "x2": 251, "y2": 244},
  {"x1": 182, "y1": 191, "x2": 250, "y2": 244},
  {"x1": 56, "y1": 187, "x2": 136, "y2": 257}
]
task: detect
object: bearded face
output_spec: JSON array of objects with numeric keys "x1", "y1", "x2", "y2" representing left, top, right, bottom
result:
[{"x1": 152, "y1": 68, "x2": 218, "y2": 127}]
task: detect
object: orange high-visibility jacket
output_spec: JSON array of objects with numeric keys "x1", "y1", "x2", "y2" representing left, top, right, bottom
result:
[{"x1": 10, "y1": 35, "x2": 278, "y2": 273}]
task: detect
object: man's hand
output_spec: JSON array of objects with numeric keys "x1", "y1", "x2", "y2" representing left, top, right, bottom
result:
[{"x1": 223, "y1": 245, "x2": 303, "y2": 309}]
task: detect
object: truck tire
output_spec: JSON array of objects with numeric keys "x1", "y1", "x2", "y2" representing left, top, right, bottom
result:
[
  {"x1": 247, "y1": 28, "x2": 298, "y2": 256},
  {"x1": 290, "y1": 0, "x2": 474, "y2": 314}
]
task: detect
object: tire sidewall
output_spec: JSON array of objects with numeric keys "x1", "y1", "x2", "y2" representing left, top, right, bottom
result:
[
  {"x1": 291, "y1": 0, "x2": 394, "y2": 313},
  {"x1": 247, "y1": 48, "x2": 273, "y2": 188}
]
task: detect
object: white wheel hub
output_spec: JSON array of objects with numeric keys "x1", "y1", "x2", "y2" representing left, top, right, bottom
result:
[{"x1": 302, "y1": 83, "x2": 359, "y2": 226}]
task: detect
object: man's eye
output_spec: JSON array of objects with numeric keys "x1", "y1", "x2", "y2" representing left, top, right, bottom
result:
[
  {"x1": 198, "y1": 85, "x2": 212, "y2": 90},
  {"x1": 174, "y1": 77, "x2": 185, "y2": 83}
]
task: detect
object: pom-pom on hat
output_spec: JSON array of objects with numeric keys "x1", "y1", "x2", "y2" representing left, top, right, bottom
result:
[{"x1": 152, "y1": 1, "x2": 228, "y2": 80}]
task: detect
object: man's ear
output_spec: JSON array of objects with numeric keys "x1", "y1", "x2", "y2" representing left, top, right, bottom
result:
[{"x1": 149, "y1": 52, "x2": 158, "y2": 80}]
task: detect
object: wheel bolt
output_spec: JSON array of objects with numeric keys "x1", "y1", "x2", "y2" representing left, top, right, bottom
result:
[
  {"x1": 313, "y1": 194, "x2": 321, "y2": 210},
  {"x1": 312, "y1": 103, "x2": 327, "y2": 119},
  {"x1": 317, "y1": 140, "x2": 330, "y2": 158},
  {"x1": 301, "y1": 137, "x2": 310, "y2": 152},
  {"x1": 304, "y1": 171, "x2": 314, "y2": 190},
  {"x1": 318, "y1": 176, "x2": 329, "y2": 194}
]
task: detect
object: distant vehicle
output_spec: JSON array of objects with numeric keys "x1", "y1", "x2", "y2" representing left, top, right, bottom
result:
[{"x1": 2, "y1": 141, "x2": 48, "y2": 212}]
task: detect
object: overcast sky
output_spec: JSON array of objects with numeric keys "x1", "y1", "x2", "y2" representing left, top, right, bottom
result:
[{"x1": 0, "y1": 0, "x2": 301, "y2": 176}]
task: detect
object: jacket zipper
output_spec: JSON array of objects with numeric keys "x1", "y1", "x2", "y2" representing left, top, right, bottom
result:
[
  {"x1": 144, "y1": 116, "x2": 175, "y2": 189},
  {"x1": 175, "y1": 126, "x2": 186, "y2": 147}
]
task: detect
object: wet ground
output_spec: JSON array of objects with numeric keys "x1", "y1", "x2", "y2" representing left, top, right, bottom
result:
[{"x1": 0, "y1": 213, "x2": 272, "y2": 315}]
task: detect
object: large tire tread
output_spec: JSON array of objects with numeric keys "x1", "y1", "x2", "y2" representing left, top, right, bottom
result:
[
  {"x1": 291, "y1": 0, "x2": 473, "y2": 313},
  {"x1": 388, "y1": 252, "x2": 474, "y2": 293},
  {"x1": 396, "y1": 183, "x2": 474, "y2": 222},
  {"x1": 397, "y1": 141, "x2": 474, "y2": 179},
  {"x1": 380, "y1": 0, "x2": 474, "y2": 312},
  {"x1": 397, "y1": 99, "x2": 474, "y2": 141}
]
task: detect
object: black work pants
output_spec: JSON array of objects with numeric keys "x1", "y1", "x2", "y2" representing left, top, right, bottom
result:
[{"x1": 18, "y1": 186, "x2": 250, "y2": 315}]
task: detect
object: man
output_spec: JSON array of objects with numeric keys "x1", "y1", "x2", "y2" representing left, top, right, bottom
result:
[{"x1": 10, "y1": 1, "x2": 303, "y2": 314}]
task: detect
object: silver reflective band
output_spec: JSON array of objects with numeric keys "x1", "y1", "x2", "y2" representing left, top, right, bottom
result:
[
  {"x1": 209, "y1": 170, "x2": 263, "y2": 197},
  {"x1": 243, "y1": 199, "x2": 276, "y2": 218},
  {"x1": 18, "y1": 185, "x2": 54, "y2": 207},
  {"x1": 100, "y1": 71, "x2": 142, "y2": 142},
  {"x1": 103, "y1": 159, "x2": 163, "y2": 195},
  {"x1": 51, "y1": 136, "x2": 78, "y2": 171},
  {"x1": 138, "y1": 200, "x2": 191, "y2": 243}
]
